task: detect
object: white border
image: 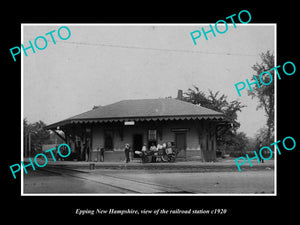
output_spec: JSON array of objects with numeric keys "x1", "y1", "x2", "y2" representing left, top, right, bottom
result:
[
  {"x1": 274, "y1": 24, "x2": 277, "y2": 196},
  {"x1": 21, "y1": 24, "x2": 24, "y2": 194},
  {"x1": 21, "y1": 23, "x2": 277, "y2": 197}
]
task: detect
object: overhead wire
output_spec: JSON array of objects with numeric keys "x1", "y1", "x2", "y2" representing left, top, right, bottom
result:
[{"x1": 52, "y1": 40, "x2": 258, "y2": 57}]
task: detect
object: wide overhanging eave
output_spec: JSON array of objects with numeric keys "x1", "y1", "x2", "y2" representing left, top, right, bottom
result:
[{"x1": 45, "y1": 114, "x2": 227, "y2": 129}]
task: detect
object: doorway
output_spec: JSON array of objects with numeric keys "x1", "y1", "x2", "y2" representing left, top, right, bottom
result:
[
  {"x1": 133, "y1": 134, "x2": 143, "y2": 158},
  {"x1": 175, "y1": 132, "x2": 186, "y2": 158}
]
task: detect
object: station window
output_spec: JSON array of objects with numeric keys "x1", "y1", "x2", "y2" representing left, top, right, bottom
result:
[{"x1": 148, "y1": 130, "x2": 157, "y2": 141}]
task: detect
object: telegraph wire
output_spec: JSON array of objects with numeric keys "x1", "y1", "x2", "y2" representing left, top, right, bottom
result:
[{"x1": 53, "y1": 40, "x2": 258, "y2": 57}]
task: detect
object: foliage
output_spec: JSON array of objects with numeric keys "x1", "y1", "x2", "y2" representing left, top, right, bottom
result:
[
  {"x1": 254, "y1": 126, "x2": 272, "y2": 147},
  {"x1": 24, "y1": 118, "x2": 51, "y2": 153},
  {"x1": 220, "y1": 131, "x2": 249, "y2": 156},
  {"x1": 183, "y1": 86, "x2": 246, "y2": 130},
  {"x1": 182, "y1": 87, "x2": 248, "y2": 153},
  {"x1": 231, "y1": 131, "x2": 249, "y2": 153},
  {"x1": 247, "y1": 50, "x2": 275, "y2": 143}
]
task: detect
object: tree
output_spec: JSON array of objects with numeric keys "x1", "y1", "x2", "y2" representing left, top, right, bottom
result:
[
  {"x1": 231, "y1": 132, "x2": 249, "y2": 155},
  {"x1": 24, "y1": 119, "x2": 50, "y2": 155},
  {"x1": 254, "y1": 126, "x2": 270, "y2": 147},
  {"x1": 183, "y1": 86, "x2": 246, "y2": 130},
  {"x1": 182, "y1": 87, "x2": 247, "y2": 153},
  {"x1": 183, "y1": 86, "x2": 211, "y2": 108},
  {"x1": 247, "y1": 50, "x2": 275, "y2": 144}
]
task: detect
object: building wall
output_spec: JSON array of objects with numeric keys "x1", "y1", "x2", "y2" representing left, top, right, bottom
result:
[{"x1": 90, "y1": 119, "x2": 217, "y2": 162}]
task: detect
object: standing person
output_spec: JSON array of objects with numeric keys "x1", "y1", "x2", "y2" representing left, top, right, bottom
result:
[
  {"x1": 100, "y1": 146, "x2": 105, "y2": 162},
  {"x1": 125, "y1": 143, "x2": 131, "y2": 163},
  {"x1": 258, "y1": 141, "x2": 264, "y2": 163},
  {"x1": 150, "y1": 143, "x2": 157, "y2": 162}
]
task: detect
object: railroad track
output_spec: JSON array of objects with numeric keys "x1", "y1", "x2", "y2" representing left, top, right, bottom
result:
[{"x1": 39, "y1": 166, "x2": 191, "y2": 194}]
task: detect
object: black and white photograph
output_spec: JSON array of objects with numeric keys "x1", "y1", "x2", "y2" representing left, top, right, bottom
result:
[
  {"x1": 21, "y1": 24, "x2": 276, "y2": 195},
  {"x1": 5, "y1": 4, "x2": 299, "y2": 220}
]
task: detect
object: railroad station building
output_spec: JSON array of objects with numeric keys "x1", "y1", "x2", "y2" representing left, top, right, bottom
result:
[{"x1": 45, "y1": 91, "x2": 232, "y2": 162}]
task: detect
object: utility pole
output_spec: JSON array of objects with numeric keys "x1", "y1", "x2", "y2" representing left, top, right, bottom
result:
[{"x1": 28, "y1": 132, "x2": 31, "y2": 158}]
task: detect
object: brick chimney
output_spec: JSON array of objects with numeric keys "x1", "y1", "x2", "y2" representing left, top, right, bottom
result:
[{"x1": 176, "y1": 89, "x2": 183, "y2": 100}]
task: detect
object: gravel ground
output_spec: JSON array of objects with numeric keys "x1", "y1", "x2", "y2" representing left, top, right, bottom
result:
[
  {"x1": 100, "y1": 170, "x2": 274, "y2": 194},
  {"x1": 23, "y1": 170, "x2": 130, "y2": 193},
  {"x1": 23, "y1": 168, "x2": 274, "y2": 194}
]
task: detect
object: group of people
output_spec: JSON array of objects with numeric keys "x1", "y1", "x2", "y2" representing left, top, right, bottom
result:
[{"x1": 124, "y1": 142, "x2": 174, "y2": 163}]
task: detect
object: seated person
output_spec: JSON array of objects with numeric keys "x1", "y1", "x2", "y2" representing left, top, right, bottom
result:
[
  {"x1": 149, "y1": 143, "x2": 157, "y2": 162},
  {"x1": 165, "y1": 142, "x2": 173, "y2": 155},
  {"x1": 156, "y1": 144, "x2": 162, "y2": 155},
  {"x1": 150, "y1": 143, "x2": 157, "y2": 152},
  {"x1": 142, "y1": 143, "x2": 147, "y2": 152},
  {"x1": 135, "y1": 144, "x2": 147, "y2": 156}
]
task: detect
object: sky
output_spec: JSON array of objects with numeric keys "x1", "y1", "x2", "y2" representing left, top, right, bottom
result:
[{"x1": 22, "y1": 24, "x2": 275, "y2": 138}]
